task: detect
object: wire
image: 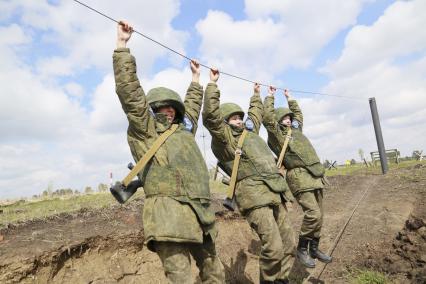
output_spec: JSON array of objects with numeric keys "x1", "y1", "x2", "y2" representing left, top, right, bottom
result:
[
  {"x1": 302, "y1": 183, "x2": 372, "y2": 283},
  {"x1": 72, "y1": 0, "x2": 364, "y2": 101}
]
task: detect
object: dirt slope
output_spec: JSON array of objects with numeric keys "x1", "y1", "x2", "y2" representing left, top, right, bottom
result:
[{"x1": 0, "y1": 165, "x2": 425, "y2": 283}]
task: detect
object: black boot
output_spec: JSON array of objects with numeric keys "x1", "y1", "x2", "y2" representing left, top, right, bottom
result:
[
  {"x1": 296, "y1": 237, "x2": 315, "y2": 268},
  {"x1": 274, "y1": 279, "x2": 289, "y2": 284},
  {"x1": 309, "y1": 237, "x2": 332, "y2": 263}
]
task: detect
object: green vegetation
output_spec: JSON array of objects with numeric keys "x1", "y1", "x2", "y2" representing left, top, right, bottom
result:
[
  {"x1": 326, "y1": 159, "x2": 426, "y2": 177},
  {"x1": 1, "y1": 159, "x2": 423, "y2": 229},
  {"x1": 0, "y1": 192, "x2": 117, "y2": 228},
  {"x1": 0, "y1": 180, "x2": 228, "y2": 229},
  {"x1": 349, "y1": 269, "x2": 390, "y2": 284}
]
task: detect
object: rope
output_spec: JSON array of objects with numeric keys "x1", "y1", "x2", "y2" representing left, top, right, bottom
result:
[
  {"x1": 72, "y1": 0, "x2": 364, "y2": 101},
  {"x1": 302, "y1": 184, "x2": 372, "y2": 283}
]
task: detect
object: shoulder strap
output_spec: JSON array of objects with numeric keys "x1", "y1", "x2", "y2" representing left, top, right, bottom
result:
[
  {"x1": 226, "y1": 129, "x2": 249, "y2": 199},
  {"x1": 276, "y1": 127, "x2": 292, "y2": 169},
  {"x1": 122, "y1": 124, "x2": 179, "y2": 186}
]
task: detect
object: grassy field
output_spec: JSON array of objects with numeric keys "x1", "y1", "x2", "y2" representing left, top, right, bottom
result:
[
  {"x1": 1, "y1": 160, "x2": 423, "y2": 229},
  {"x1": 0, "y1": 181, "x2": 228, "y2": 229},
  {"x1": 0, "y1": 192, "x2": 117, "y2": 228},
  {"x1": 325, "y1": 159, "x2": 425, "y2": 177}
]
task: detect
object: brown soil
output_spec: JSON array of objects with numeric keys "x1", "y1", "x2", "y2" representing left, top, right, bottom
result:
[{"x1": 1, "y1": 165, "x2": 425, "y2": 283}]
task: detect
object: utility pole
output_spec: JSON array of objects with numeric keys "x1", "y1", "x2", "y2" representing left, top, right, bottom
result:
[{"x1": 369, "y1": 97, "x2": 388, "y2": 174}]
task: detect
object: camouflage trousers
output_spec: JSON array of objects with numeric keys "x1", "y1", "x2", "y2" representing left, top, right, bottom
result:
[
  {"x1": 246, "y1": 203, "x2": 296, "y2": 282},
  {"x1": 295, "y1": 189, "x2": 324, "y2": 239},
  {"x1": 154, "y1": 237, "x2": 225, "y2": 284}
]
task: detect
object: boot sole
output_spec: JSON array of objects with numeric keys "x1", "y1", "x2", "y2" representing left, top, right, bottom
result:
[
  {"x1": 310, "y1": 254, "x2": 332, "y2": 264},
  {"x1": 296, "y1": 255, "x2": 315, "y2": 268},
  {"x1": 316, "y1": 258, "x2": 332, "y2": 264}
]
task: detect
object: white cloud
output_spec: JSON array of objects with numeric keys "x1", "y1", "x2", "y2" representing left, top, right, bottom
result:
[
  {"x1": 315, "y1": 0, "x2": 426, "y2": 161},
  {"x1": 64, "y1": 82, "x2": 84, "y2": 98},
  {"x1": 0, "y1": 0, "x2": 188, "y2": 198},
  {"x1": 322, "y1": 0, "x2": 426, "y2": 77},
  {"x1": 1, "y1": 0, "x2": 425, "y2": 200},
  {"x1": 196, "y1": 0, "x2": 370, "y2": 79},
  {"x1": 3, "y1": 0, "x2": 188, "y2": 77}
]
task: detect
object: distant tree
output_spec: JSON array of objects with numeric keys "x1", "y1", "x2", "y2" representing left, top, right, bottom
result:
[
  {"x1": 84, "y1": 186, "x2": 93, "y2": 194},
  {"x1": 46, "y1": 181, "x2": 54, "y2": 196},
  {"x1": 350, "y1": 159, "x2": 357, "y2": 165},
  {"x1": 74, "y1": 190, "x2": 80, "y2": 195},
  {"x1": 358, "y1": 149, "x2": 365, "y2": 161},
  {"x1": 412, "y1": 150, "x2": 424, "y2": 161},
  {"x1": 97, "y1": 183, "x2": 108, "y2": 192}
]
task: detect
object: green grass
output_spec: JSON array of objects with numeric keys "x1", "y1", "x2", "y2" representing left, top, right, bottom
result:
[
  {"x1": 0, "y1": 192, "x2": 120, "y2": 228},
  {"x1": 2, "y1": 159, "x2": 422, "y2": 228},
  {"x1": 326, "y1": 159, "x2": 426, "y2": 177},
  {"x1": 349, "y1": 269, "x2": 390, "y2": 284},
  {"x1": 0, "y1": 181, "x2": 228, "y2": 229}
]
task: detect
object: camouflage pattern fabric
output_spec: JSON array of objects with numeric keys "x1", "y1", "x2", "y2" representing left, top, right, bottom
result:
[
  {"x1": 246, "y1": 204, "x2": 295, "y2": 282},
  {"x1": 202, "y1": 83, "x2": 290, "y2": 214},
  {"x1": 263, "y1": 95, "x2": 326, "y2": 239},
  {"x1": 155, "y1": 238, "x2": 225, "y2": 284},
  {"x1": 286, "y1": 167, "x2": 325, "y2": 197},
  {"x1": 113, "y1": 48, "x2": 218, "y2": 251},
  {"x1": 202, "y1": 83, "x2": 295, "y2": 282},
  {"x1": 295, "y1": 189, "x2": 324, "y2": 239},
  {"x1": 263, "y1": 95, "x2": 326, "y2": 195}
]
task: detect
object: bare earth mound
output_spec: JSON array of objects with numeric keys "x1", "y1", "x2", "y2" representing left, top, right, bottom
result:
[{"x1": 1, "y1": 164, "x2": 425, "y2": 283}]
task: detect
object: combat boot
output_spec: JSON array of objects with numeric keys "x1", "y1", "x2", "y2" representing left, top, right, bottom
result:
[
  {"x1": 309, "y1": 237, "x2": 332, "y2": 263},
  {"x1": 296, "y1": 237, "x2": 315, "y2": 268}
]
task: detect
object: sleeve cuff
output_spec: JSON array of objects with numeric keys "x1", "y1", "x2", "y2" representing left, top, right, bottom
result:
[
  {"x1": 190, "y1": 81, "x2": 202, "y2": 89},
  {"x1": 114, "y1": 47, "x2": 130, "y2": 53}
]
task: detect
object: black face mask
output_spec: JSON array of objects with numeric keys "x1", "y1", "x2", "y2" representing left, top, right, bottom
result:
[
  {"x1": 152, "y1": 107, "x2": 179, "y2": 124},
  {"x1": 227, "y1": 123, "x2": 244, "y2": 133}
]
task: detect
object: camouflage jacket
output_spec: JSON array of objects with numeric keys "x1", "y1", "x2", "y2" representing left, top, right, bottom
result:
[
  {"x1": 202, "y1": 83, "x2": 289, "y2": 214},
  {"x1": 113, "y1": 48, "x2": 216, "y2": 250},
  {"x1": 263, "y1": 95, "x2": 326, "y2": 195}
]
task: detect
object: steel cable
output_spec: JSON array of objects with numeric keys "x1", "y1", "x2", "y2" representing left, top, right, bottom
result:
[{"x1": 73, "y1": 0, "x2": 364, "y2": 101}]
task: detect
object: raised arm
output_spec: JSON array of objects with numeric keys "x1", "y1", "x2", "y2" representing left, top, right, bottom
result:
[
  {"x1": 263, "y1": 86, "x2": 281, "y2": 135},
  {"x1": 202, "y1": 69, "x2": 228, "y2": 143},
  {"x1": 285, "y1": 90, "x2": 303, "y2": 126},
  {"x1": 113, "y1": 21, "x2": 154, "y2": 139},
  {"x1": 247, "y1": 83, "x2": 263, "y2": 134},
  {"x1": 184, "y1": 59, "x2": 203, "y2": 135}
]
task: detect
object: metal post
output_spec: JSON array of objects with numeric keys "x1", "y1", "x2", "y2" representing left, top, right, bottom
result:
[{"x1": 369, "y1": 97, "x2": 388, "y2": 174}]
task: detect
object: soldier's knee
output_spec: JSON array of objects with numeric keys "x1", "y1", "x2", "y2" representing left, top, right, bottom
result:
[{"x1": 261, "y1": 238, "x2": 285, "y2": 261}]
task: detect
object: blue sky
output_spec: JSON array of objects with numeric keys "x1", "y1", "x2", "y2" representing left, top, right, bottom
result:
[{"x1": 0, "y1": 0, "x2": 425, "y2": 199}]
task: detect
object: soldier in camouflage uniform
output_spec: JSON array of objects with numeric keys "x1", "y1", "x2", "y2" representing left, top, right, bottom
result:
[
  {"x1": 202, "y1": 69, "x2": 295, "y2": 284},
  {"x1": 113, "y1": 21, "x2": 225, "y2": 283},
  {"x1": 263, "y1": 88, "x2": 332, "y2": 268}
]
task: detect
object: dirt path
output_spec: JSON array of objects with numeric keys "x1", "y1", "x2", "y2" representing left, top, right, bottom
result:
[{"x1": 1, "y1": 165, "x2": 425, "y2": 283}]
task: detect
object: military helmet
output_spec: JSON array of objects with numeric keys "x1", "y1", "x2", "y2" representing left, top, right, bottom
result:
[
  {"x1": 274, "y1": 107, "x2": 294, "y2": 123},
  {"x1": 146, "y1": 87, "x2": 185, "y2": 121},
  {"x1": 220, "y1": 103, "x2": 245, "y2": 121}
]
